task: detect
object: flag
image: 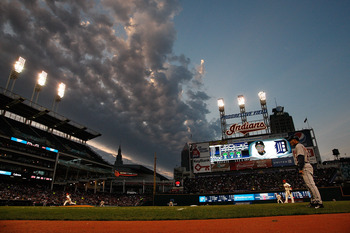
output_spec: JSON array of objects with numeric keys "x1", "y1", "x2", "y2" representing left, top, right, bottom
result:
[{"x1": 304, "y1": 118, "x2": 308, "y2": 123}]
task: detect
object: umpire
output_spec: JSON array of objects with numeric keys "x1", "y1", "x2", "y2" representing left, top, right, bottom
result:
[{"x1": 289, "y1": 136, "x2": 324, "y2": 209}]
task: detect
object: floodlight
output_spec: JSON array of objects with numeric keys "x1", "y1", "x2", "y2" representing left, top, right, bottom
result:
[
  {"x1": 258, "y1": 91, "x2": 266, "y2": 104},
  {"x1": 37, "y1": 71, "x2": 47, "y2": 87},
  {"x1": 57, "y1": 83, "x2": 66, "y2": 99},
  {"x1": 237, "y1": 95, "x2": 245, "y2": 107},
  {"x1": 14, "y1": 57, "x2": 26, "y2": 73},
  {"x1": 31, "y1": 71, "x2": 47, "y2": 104},
  {"x1": 5, "y1": 56, "x2": 26, "y2": 92},
  {"x1": 217, "y1": 98, "x2": 225, "y2": 111}
]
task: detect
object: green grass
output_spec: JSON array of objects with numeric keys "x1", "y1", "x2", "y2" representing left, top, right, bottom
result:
[{"x1": 1, "y1": 201, "x2": 350, "y2": 221}]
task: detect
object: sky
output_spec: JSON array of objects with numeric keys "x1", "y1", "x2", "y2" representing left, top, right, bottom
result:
[{"x1": 0, "y1": 0, "x2": 349, "y2": 179}]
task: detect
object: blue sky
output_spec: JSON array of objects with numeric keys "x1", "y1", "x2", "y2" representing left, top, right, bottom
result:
[
  {"x1": 0, "y1": 0, "x2": 349, "y2": 179},
  {"x1": 173, "y1": 0, "x2": 350, "y2": 160}
]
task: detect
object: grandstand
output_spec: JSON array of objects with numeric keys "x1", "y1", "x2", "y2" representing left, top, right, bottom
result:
[{"x1": 0, "y1": 87, "x2": 171, "y2": 206}]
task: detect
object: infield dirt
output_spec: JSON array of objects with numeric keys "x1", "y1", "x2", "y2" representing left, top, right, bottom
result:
[{"x1": 1, "y1": 213, "x2": 349, "y2": 233}]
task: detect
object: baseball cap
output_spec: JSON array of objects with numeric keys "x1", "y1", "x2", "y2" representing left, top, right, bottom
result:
[
  {"x1": 256, "y1": 141, "x2": 264, "y2": 146},
  {"x1": 288, "y1": 135, "x2": 299, "y2": 141}
]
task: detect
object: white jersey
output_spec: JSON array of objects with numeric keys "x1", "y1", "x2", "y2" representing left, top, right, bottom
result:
[{"x1": 284, "y1": 182, "x2": 292, "y2": 191}]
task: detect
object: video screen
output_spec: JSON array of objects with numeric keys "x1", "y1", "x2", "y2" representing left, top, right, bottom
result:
[
  {"x1": 209, "y1": 138, "x2": 292, "y2": 163},
  {"x1": 209, "y1": 142, "x2": 249, "y2": 163}
]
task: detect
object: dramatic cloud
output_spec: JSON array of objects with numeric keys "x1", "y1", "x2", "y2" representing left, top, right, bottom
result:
[{"x1": 0, "y1": 0, "x2": 219, "y2": 178}]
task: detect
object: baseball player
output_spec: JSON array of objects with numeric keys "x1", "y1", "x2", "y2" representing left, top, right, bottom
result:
[
  {"x1": 63, "y1": 193, "x2": 76, "y2": 206},
  {"x1": 289, "y1": 136, "x2": 324, "y2": 208},
  {"x1": 100, "y1": 200, "x2": 105, "y2": 207},
  {"x1": 283, "y1": 180, "x2": 294, "y2": 203},
  {"x1": 275, "y1": 193, "x2": 283, "y2": 204},
  {"x1": 255, "y1": 141, "x2": 266, "y2": 155}
]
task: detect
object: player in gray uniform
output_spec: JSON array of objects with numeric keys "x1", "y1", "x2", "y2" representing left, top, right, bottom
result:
[{"x1": 289, "y1": 136, "x2": 324, "y2": 208}]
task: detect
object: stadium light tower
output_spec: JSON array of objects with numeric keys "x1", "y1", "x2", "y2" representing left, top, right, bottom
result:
[
  {"x1": 52, "y1": 82, "x2": 66, "y2": 112},
  {"x1": 30, "y1": 71, "x2": 47, "y2": 105},
  {"x1": 217, "y1": 98, "x2": 227, "y2": 139},
  {"x1": 258, "y1": 91, "x2": 270, "y2": 133},
  {"x1": 237, "y1": 95, "x2": 247, "y2": 124},
  {"x1": 5, "y1": 56, "x2": 26, "y2": 92}
]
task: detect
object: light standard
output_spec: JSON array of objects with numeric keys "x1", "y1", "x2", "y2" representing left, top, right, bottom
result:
[
  {"x1": 30, "y1": 71, "x2": 47, "y2": 105},
  {"x1": 217, "y1": 98, "x2": 227, "y2": 139},
  {"x1": 5, "y1": 57, "x2": 26, "y2": 92},
  {"x1": 237, "y1": 95, "x2": 247, "y2": 124},
  {"x1": 52, "y1": 82, "x2": 65, "y2": 112},
  {"x1": 258, "y1": 91, "x2": 270, "y2": 133},
  {"x1": 237, "y1": 95, "x2": 248, "y2": 136}
]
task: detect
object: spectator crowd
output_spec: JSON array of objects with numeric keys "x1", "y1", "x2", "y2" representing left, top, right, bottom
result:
[
  {"x1": 0, "y1": 181, "x2": 148, "y2": 206},
  {"x1": 0, "y1": 167, "x2": 337, "y2": 206},
  {"x1": 183, "y1": 167, "x2": 337, "y2": 194}
]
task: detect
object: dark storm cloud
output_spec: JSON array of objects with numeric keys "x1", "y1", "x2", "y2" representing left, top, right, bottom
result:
[{"x1": 0, "y1": 0, "x2": 219, "y2": 177}]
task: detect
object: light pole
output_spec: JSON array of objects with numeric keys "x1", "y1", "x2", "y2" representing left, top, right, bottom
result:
[
  {"x1": 237, "y1": 95, "x2": 247, "y2": 124},
  {"x1": 217, "y1": 98, "x2": 227, "y2": 139},
  {"x1": 52, "y1": 82, "x2": 66, "y2": 112},
  {"x1": 30, "y1": 71, "x2": 47, "y2": 105},
  {"x1": 237, "y1": 95, "x2": 248, "y2": 136},
  {"x1": 258, "y1": 91, "x2": 270, "y2": 133},
  {"x1": 5, "y1": 57, "x2": 26, "y2": 93}
]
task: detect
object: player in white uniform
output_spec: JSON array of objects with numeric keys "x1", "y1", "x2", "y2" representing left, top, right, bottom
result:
[
  {"x1": 63, "y1": 193, "x2": 76, "y2": 206},
  {"x1": 100, "y1": 200, "x2": 105, "y2": 207},
  {"x1": 283, "y1": 180, "x2": 294, "y2": 203},
  {"x1": 275, "y1": 193, "x2": 283, "y2": 203},
  {"x1": 289, "y1": 136, "x2": 323, "y2": 208}
]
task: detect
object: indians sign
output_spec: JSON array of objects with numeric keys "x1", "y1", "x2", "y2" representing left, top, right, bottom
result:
[{"x1": 226, "y1": 121, "x2": 267, "y2": 135}]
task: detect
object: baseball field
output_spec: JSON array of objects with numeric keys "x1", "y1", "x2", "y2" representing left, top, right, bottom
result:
[{"x1": 1, "y1": 201, "x2": 350, "y2": 232}]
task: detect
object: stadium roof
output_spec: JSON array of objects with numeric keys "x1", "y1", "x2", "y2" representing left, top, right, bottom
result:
[
  {"x1": 115, "y1": 164, "x2": 169, "y2": 181},
  {"x1": 0, "y1": 89, "x2": 101, "y2": 141}
]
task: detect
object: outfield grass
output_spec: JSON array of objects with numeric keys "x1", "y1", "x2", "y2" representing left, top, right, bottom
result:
[{"x1": 1, "y1": 201, "x2": 350, "y2": 221}]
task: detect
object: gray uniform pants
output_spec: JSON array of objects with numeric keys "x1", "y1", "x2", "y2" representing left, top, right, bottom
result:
[{"x1": 302, "y1": 163, "x2": 322, "y2": 204}]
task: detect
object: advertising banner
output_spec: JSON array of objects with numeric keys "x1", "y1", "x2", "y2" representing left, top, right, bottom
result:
[
  {"x1": 287, "y1": 130, "x2": 313, "y2": 147},
  {"x1": 254, "y1": 193, "x2": 276, "y2": 201},
  {"x1": 230, "y1": 160, "x2": 272, "y2": 171},
  {"x1": 191, "y1": 143, "x2": 210, "y2": 158},
  {"x1": 233, "y1": 194, "x2": 255, "y2": 201},
  {"x1": 272, "y1": 157, "x2": 295, "y2": 167},
  {"x1": 211, "y1": 163, "x2": 231, "y2": 172},
  {"x1": 230, "y1": 160, "x2": 255, "y2": 171},
  {"x1": 199, "y1": 191, "x2": 311, "y2": 203},
  {"x1": 193, "y1": 157, "x2": 212, "y2": 173},
  {"x1": 253, "y1": 159, "x2": 272, "y2": 169}
]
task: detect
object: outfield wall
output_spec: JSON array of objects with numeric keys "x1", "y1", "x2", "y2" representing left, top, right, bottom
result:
[{"x1": 155, "y1": 186, "x2": 349, "y2": 206}]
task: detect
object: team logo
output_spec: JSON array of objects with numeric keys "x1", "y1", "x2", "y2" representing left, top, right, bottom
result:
[
  {"x1": 293, "y1": 132, "x2": 306, "y2": 144},
  {"x1": 226, "y1": 122, "x2": 267, "y2": 135}
]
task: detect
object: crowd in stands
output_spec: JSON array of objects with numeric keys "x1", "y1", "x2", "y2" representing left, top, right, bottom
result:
[
  {"x1": 0, "y1": 167, "x2": 338, "y2": 206},
  {"x1": 0, "y1": 181, "x2": 149, "y2": 206},
  {"x1": 183, "y1": 167, "x2": 337, "y2": 194}
]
